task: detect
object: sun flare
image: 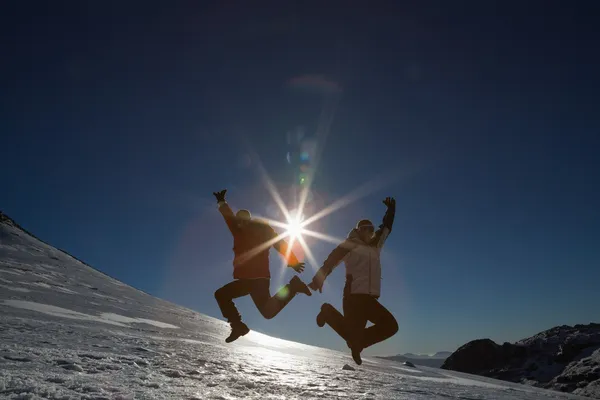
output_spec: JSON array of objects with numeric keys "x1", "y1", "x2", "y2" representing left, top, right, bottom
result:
[
  {"x1": 241, "y1": 126, "x2": 403, "y2": 276},
  {"x1": 285, "y1": 214, "x2": 304, "y2": 241}
]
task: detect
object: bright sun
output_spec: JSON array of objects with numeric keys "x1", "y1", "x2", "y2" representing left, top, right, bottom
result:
[{"x1": 285, "y1": 213, "x2": 304, "y2": 241}]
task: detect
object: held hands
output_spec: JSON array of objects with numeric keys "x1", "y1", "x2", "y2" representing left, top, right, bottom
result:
[
  {"x1": 289, "y1": 262, "x2": 305, "y2": 273},
  {"x1": 383, "y1": 196, "x2": 396, "y2": 209},
  {"x1": 308, "y1": 280, "x2": 323, "y2": 294},
  {"x1": 213, "y1": 189, "x2": 227, "y2": 203}
]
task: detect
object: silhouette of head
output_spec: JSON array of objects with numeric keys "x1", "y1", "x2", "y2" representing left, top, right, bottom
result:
[
  {"x1": 236, "y1": 209, "x2": 252, "y2": 227},
  {"x1": 356, "y1": 219, "x2": 374, "y2": 242}
]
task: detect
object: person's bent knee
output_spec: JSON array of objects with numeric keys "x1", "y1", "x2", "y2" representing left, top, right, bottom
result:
[
  {"x1": 259, "y1": 310, "x2": 276, "y2": 320},
  {"x1": 257, "y1": 305, "x2": 276, "y2": 320},
  {"x1": 259, "y1": 308, "x2": 276, "y2": 320},
  {"x1": 214, "y1": 287, "x2": 225, "y2": 302},
  {"x1": 388, "y1": 316, "x2": 399, "y2": 337},
  {"x1": 264, "y1": 312, "x2": 276, "y2": 320},
  {"x1": 321, "y1": 303, "x2": 334, "y2": 313}
]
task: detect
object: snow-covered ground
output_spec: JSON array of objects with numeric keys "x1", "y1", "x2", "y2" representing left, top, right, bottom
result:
[{"x1": 0, "y1": 216, "x2": 593, "y2": 399}]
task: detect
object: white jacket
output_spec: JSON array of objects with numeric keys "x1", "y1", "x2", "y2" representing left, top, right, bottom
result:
[{"x1": 312, "y1": 206, "x2": 395, "y2": 297}]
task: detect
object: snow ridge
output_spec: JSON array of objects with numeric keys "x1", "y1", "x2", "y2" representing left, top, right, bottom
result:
[{"x1": 0, "y1": 213, "x2": 592, "y2": 399}]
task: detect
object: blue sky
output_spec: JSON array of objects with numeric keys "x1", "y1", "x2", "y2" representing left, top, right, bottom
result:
[{"x1": 1, "y1": 1, "x2": 599, "y2": 355}]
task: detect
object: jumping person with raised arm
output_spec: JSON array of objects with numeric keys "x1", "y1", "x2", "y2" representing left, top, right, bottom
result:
[
  {"x1": 213, "y1": 189, "x2": 312, "y2": 343},
  {"x1": 309, "y1": 197, "x2": 399, "y2": 365}
]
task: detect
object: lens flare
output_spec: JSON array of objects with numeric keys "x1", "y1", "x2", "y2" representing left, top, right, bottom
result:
[
  {"x1": 235, "y1": 79, "x2": 416, "y2": 279},
  {"x1": 286, "y1": 215, "x2": 304, "y2": 241}
]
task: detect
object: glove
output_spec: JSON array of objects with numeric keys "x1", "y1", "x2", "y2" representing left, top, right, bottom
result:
[
  {"x1": 213, "y1": 189, "x2": 227, "y2": 203},
  {"x1": 383, "y1": 197, "x2": 395, "y2": 208},
  {"x1": 289, "y1": 262, "x2": 305, "y2": 273}
]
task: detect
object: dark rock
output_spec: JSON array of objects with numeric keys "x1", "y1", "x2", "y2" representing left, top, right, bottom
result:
[
  {"x1": 442, "y1": 323, "x2": 600, "y2": 398},
  {"x1": 441, "y1": 339, "x2": 516, "y2": 373}
]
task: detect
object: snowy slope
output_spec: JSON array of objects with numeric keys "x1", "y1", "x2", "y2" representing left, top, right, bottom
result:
[{"x1": 0, "y1": 214, "x2": 593, "y2": 399}]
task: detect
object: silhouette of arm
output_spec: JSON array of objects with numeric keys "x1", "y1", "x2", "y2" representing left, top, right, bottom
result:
[
  {"x1": 273, "y1": 239, "x2": 300, "y2": 266},
  {"x1": 311, "y1": 240, "x2": 355, "y2": 286},
  {"x1": 268, "y1": 226, "x2": 300, "y2": 265},
  {"x1": 217, "y1": 201, "x2": 238, "y2": 236},
  {"x1": 372, "y1": 200, "x2": 395, "y2": 249}
]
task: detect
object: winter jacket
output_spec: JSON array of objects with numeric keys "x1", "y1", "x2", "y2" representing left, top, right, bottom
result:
[
  {"x1": 311, "y1": 204, "x2": 395, "y2": 297},
  {"x1": 218, "y1": 201, "x2": 298, "y2": 279}
]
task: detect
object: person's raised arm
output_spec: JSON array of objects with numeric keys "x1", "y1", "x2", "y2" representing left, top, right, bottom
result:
[
  {"x1": 213, "y1": 189, "x2": 238, "y2": 236},
  {"x1": 372, "y1": 197, "x2": 396, "y2": 249}
]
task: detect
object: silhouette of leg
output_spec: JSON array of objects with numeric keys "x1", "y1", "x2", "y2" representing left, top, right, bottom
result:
[
  {"x1": 343, "y1": 295, "x2": 369, "y2": 349},
  {"x1": 214, "y1": 279, "x2": 253, "y2": 323},
  {"x1": 319, "y1": 303, "x2": 348, "y2": 339},
  {"x1": 247, "y1": 278, "x2": 294, "y2": 319},
  {"x1": 342, "y1": 295, "x2": 369, "y2": 365},
  {"x1": 361, "y1": 297, "x2": 399, "y2": 349},
  {"x1": 250, "y1": 275, "x2": 312, "y2": 319}
]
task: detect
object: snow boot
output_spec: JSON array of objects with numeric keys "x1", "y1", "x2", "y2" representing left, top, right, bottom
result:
[
  {"x1": 346, "y1": 339, "x2": 363, "y2": 365},
  {"x1": 289, "y1": 276, "x2": 312, "y2": 296},
  {"x1": 225, "y1": 321, "x2": 250, "y2": 343},
  {"x1": 351, "y1": 347, "x2": 363, "y2": 365}
]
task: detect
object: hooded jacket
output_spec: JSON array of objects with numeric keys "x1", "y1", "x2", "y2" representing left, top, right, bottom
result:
[
  {"x1": 218, "y1": 201, "x2": 298, "y2": 279},
  {"x1": 311, "y1": 204, "x2": 395, "y2": 297}
]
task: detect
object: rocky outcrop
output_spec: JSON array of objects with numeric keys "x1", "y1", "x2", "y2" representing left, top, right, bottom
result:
[
  {"x1": 549, "y1": 347, "x2": 600, "y2": 395},
  {"x1": 441, "y1": 323, "x2": 600, "y2": 398},
  {"x1": 441, "y1": 339, "x2": 524, "y2": 373}
]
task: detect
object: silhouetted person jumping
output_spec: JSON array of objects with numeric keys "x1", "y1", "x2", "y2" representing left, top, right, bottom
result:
[
  {"x1": 213, "y1": 189, "x2": 312, "y2": 343},
  {"x1": 309, "y1": 197, "x2": 399, "y2": 365}
]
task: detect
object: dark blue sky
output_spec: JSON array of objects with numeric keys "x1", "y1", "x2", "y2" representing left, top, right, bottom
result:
[{"x1": 2, "y1": 1, "x2": 599, "y2": 355}]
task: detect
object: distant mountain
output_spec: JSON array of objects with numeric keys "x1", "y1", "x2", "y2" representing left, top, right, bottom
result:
[
  {"x1": 441, "y1": 324, "x2": 600, "y2": 399},
  {"x1": 402, "y1": 352, "x2": 453, "y2": 359},
  {"x1": 403, "y1": 353, "x2": 431, "y2": 359},
  {"x1": 377, "y1": 351, "x2": 453, "y2": 368}
]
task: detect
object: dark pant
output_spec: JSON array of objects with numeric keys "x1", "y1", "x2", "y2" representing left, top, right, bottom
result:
[
  {"x1": 215, "y1": 278, "x2": 297, "y2": 323},
  {"x1": 321, "y1": 294, "x2": 399, "y2": 350}
]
